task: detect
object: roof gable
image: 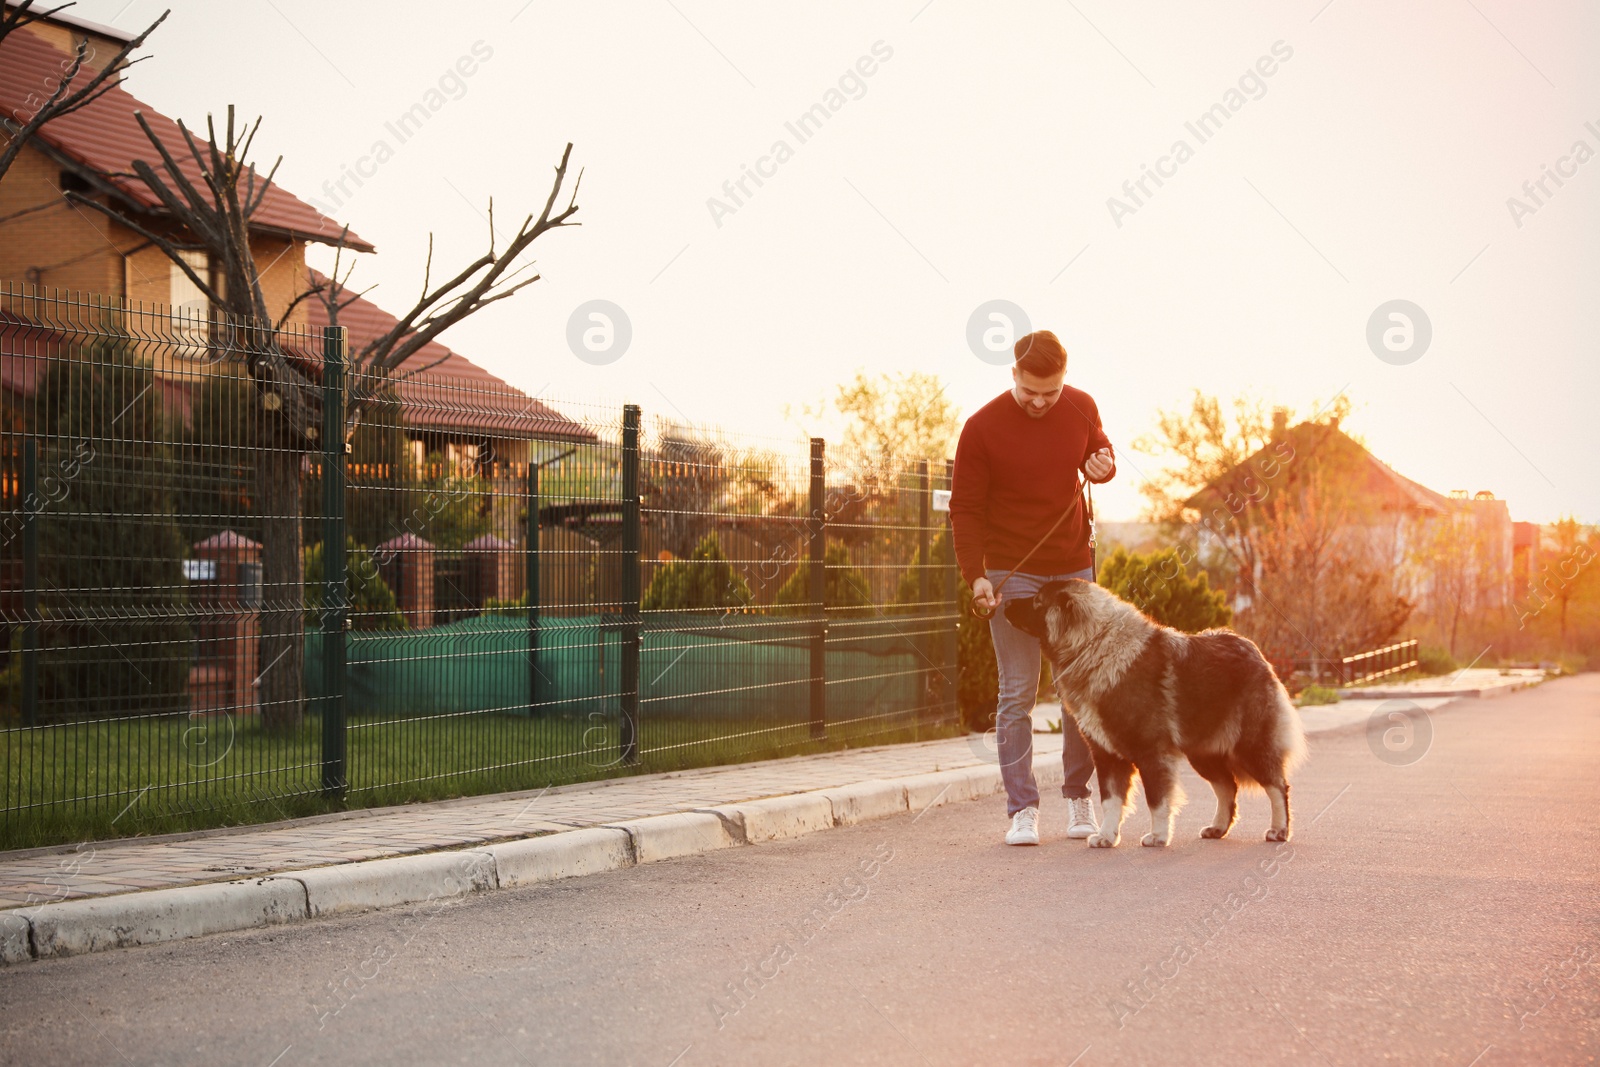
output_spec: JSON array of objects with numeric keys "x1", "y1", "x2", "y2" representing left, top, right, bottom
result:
[
  {"x1": 306, "y1": 275, "x2": 594, "y2": 443},
  {"x1": 0, "y1": 27, "x2": 373, "y2": 251},
  {"x1": 1186, "y1": 422, "x2": 1454, "y2": 516}
]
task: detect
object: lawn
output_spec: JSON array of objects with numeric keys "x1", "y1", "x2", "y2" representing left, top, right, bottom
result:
[{"x1": 1, "y1": 704, "x2": 962, "y2": 850}]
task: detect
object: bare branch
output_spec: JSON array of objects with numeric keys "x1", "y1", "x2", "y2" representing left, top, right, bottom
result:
[
  {"x1": 0, "y1": 8, "x2": 170, "y2": 183},
  {"x1": 274, "y1": 276, "x2": 327, "y2": 331},
  {"x1": 62, "y1": 191, "x2": 225, "y2": 306}
]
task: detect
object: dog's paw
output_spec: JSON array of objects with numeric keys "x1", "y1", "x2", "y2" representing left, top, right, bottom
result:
[
  {"x1": 1086, "y1": 832, "x2": 1119, "y2": 848},
  {"x1": 1199, "y1": 826, "x2": 1229, "y2": 840},
  {"x1": 1140, "y1": 832, "x2": 1168, "y2": 847},
  {"x1": 1263, "y1": 827, "x2": 1290, "y2": 843}
]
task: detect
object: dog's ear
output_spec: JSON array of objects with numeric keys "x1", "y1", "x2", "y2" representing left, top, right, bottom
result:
[
  {"x1": 1036, "y1": 581, "x2": 1073, "y2": 619},
  {"x1": 1004, "y1": 595, "x2": 1042, "y2": 636}
]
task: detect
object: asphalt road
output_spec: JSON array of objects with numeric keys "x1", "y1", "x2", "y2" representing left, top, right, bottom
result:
[{"x1": 2, "y1": 675, "x2": 1597, "y2": 1067}]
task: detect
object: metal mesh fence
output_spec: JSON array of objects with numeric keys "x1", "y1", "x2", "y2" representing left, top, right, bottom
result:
[{"x1": 0, "y1": 285, "x2": 960, "y2": 846}]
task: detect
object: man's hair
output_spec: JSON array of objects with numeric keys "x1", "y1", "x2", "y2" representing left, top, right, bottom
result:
[{"x1": 1014, "y1": 330, "x2": 1067, "y2": 377}]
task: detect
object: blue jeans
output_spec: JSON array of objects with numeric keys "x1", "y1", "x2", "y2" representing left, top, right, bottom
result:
[{"x1": 987, "y1": 566, "x2": 1097, "y2": 815}]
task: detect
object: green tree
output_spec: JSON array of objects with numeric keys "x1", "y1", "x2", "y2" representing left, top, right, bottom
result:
[
  {"x1": 890, "y1": 528, "x2": 997, "y2": 730},
  {"x1": 342, "y1": 388, "x2": 415, "y2": 550},
  {"x1": 1523, "y1": 516, "x2": 1599, "y2": 655},
  {"x1": 890, "y1": 528, "x2": 949, "y2": 613},
  {"x1": 642, "y1": 532, "x2": 752, "y2": 611},
  {"x1": 29, "y1": 343, "x2": 192, "y2": 721},
  {"x1": 304, "y1": 537, "x2": 406, "y2": 631},
  {"x1": 409, "y1": 452, "x2": 493, "y2": 550},
  {"x1": 1097, "y1": 547, "x2": 1232, "y2": 634},
  {"x1": 176, "y1": 372, "x2": 260, "y2": 547},
  {"x1": 774, "y1": 542, "x2": 874, "y2": 616},
  {"x1": 792, "y1": 370, "x2": 959, "y2": 465}
]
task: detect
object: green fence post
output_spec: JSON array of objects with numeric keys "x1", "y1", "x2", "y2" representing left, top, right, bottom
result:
[
  {"x1": 619, "y1": 404, "x2": 641, "y2": 765},
  {"x1": 943, "y1": 458, "x2": 956, "y2": 724},
  {"x1": 320, "y1": 325, "x2": 348, "y2": 797},
  {"x1": 808, "y1": 437, "x2": 826, "y2": 740},
  {"x1": 21, "y1": 437, "x2": 38, "y2": 728},
  {"x1": 526, "y1": 451, "x2": 541, "y2": 713},
  {"x1": 917, "y1": 458, "x2": 930, "y2": 719}
]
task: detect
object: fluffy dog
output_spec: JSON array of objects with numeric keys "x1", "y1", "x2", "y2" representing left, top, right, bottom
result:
[{"x1": 1005, "y1": 579, "x2": 1306, "y2": 847}]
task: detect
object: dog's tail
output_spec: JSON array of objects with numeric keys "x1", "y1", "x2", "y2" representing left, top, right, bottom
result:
[{"x1": 1277, "y1": 689, "x2": 1309, "y2": 774}]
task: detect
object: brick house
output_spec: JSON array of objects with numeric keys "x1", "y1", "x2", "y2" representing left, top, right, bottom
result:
[
  {"x1": 0, "y1": 7, "x2": 366, "y2": 319},
  {"x1": 0, "y1": 8, "x2": 597, "y2": 710},
  {"x1": 1187, "y1": 415, "x2": 1519, "y2": 619},
  {"x1": 0, "y1": 6, "x2": 592, "y2": 457}
]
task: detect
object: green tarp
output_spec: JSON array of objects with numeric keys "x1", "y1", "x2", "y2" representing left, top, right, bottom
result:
[{"x1": 305, "y1": 611, "x2": 945, "y2": 720}]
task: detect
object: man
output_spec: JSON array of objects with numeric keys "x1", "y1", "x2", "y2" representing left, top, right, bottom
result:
[{"x1": 949, "y1": 329, "x2": 1116, "y2": 846}]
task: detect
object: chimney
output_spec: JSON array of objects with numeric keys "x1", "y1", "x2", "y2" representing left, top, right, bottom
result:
[
  {"x1": 1271, "y1": 408, "x2": 1288, "y2": 439},
  {"x1": 7, "y1": 4, "x2": 140, "y2": 83}
]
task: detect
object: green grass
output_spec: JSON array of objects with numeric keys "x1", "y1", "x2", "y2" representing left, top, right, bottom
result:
[
  {"x1": 2, "y1": 707, "x2": 963, "y2": 850},
  {"x1": 1295, "y1": 684, "x2": 1341, "y2": 707}
]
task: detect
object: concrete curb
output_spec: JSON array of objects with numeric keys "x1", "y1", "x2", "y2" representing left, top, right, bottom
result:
[
  {"x1": 1, "y1": 910, "x2": 33, "y2": 965},
  {"x1": 607, "y1": 810, "x2": 741, "y2": 864},
  {"x1": 22, "y1": 877, "x2": 307, "y2": 959},
  {"x1": 706, "y1": 793, "x2": 836, "y2": 844},
  {"x1": 290, "y1": 849, "x2": 498, "y2": 919},
  {"x1": 489, "y1": 828, "x2": 635, "y2": 888},
  {"x1": 818, "y1": 779, "x2": 908, "y2": 826},
  {"x1": 0, "y1": 755, "x2": 1044, "y2": 965}
]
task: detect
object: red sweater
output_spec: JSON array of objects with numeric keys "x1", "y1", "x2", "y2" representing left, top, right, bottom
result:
[{"x1": 949, "y1": 387, "x2": 1115, "y2": 585}]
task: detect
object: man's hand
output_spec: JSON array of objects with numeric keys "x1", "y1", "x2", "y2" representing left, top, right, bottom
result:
[
  {"x1": 971, "y1": 576, "x2": 997, "y2": 615},
  {"x1": 1084, "y1": 447, "x2": 1114, "y2": 482}
]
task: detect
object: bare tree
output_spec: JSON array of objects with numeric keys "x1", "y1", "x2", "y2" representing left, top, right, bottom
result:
[
  {"x1": 0, "y1": 2, "x2": 168, "y2": 183},
  {"x1": 1413, "y1": 506, "x2": 1499, "y2": 657},
  {"x1": 70, "y1": 104, "x2": 582, "y2": 731},
  {"x1": 1243, "y1": 460, "x2": 1411, "y2": 675},
  {"x1": 1139, "y1": 391, "x2": 1350, "y2": 604},
  {"x1": 1522, "y1": 517, "x2": 1598, "y2": 655}
]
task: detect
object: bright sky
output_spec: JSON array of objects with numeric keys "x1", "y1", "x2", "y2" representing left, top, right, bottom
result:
[{"x1": 68, "y1": 0, "x2": 1598, "y2": 523}]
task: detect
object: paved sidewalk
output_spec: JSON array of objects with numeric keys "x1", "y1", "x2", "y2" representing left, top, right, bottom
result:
[
  {"x1": 3, "y1": 672, "x2": 1542, "y2": 919},
  {"x1": 0, "y1": 732, "x2": 1055, "y2": 911},
  {"x1": 1340, "y1": 666, "x2": 1544, "y2": 699}
]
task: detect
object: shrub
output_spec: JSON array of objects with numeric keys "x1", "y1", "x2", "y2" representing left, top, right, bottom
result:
[
  {"x1": 1097, "y1": 547, "x2": 1232, "y2": 634},
  {"x1": 1296, "y1": 684, "x2": 1340, "y2": 707},
  {"x1": 642, "y1": 532, "x2": 751, "y2": 611},
  {"x1": 888, "y1": 528, "x2": 998, "y2": 730},
  {"x1": 1415, "y1": 644, "x2": 1457, "y2": 676},
  {"x1": 773, "y1": 542, "x2": 874, "y2": 616},
  {"x1": 304, "y1": 538, "x2": 406, "y2": 631},
  {"x1": 25, "y1": 347, "x2": 192, "y2": 722}
]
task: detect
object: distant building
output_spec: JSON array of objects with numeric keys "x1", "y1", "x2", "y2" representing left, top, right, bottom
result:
[{"x1": 1186, "y1": 418, "x2": 1519, "y2": 618}]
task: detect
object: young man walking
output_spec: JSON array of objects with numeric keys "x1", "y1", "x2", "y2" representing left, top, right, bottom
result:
[{"x1": 949, "y1": 329, "x2": 1116, "y2": 845}]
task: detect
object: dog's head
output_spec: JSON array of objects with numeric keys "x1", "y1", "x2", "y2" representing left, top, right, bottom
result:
[{"x1": 1003, "y1": 578, "x2": 1102, "y2": 645}]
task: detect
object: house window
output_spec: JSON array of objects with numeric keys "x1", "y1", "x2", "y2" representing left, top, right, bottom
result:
[
  {"x1": 171, "y1": 250, "x2": 209, "y2": 321},
  {"x1": 170, "y1": 249, "x2": 211, "y2": 354},
  {"x1": 447, "y1": 441, "x2": 481, "y2": 474}
]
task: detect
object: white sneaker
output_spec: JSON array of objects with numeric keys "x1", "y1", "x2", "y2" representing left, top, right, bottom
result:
[
  {"x1": 1066, "y1": 796, "x2": 1098, "y2": 840},
  {"x1": 1006, "y1": 806, "x2": 1040, "y2": 846}
]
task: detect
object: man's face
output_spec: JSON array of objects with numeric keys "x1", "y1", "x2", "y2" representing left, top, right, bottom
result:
[{"x1": 1011, "y1": 366, "x2": 1065, "y2": 419}]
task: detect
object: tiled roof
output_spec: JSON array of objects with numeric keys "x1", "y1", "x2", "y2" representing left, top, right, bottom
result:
[
  {"x1": 1186, "y1": 422, "x2": 1456, "y2": 515},
  {"x1": 306, "y1": 273, "x2": 595, "y2": 443},
  {"x1": 0, "y1": 27, "x2": 373, "y2": 251}
]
